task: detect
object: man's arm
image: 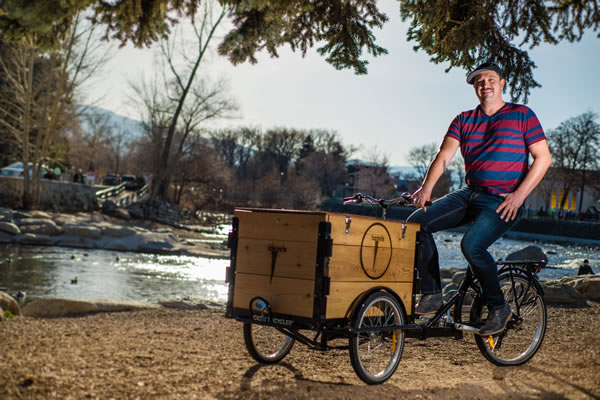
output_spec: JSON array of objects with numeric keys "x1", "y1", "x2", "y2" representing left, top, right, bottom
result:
[
  {"x1": 411, "y1": 136, "x2": 460, "y2": 211},
  {"x1": 496, "y1": 140, "x2": 552, "y2": 222}
]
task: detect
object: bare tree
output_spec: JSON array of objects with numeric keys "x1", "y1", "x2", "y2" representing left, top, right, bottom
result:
[
  {"x1": 0, "y1": 13, "x2": 108, "y2": 208},
  {"x1": 547, "y1": 111, "x2": 600, "y2": 214},
  {"x1": 143, "y1": 1, "x2": 235, "y2": 202},
  {"x1": 407, "y1": 142, "x2": 438, "y2": 182}
]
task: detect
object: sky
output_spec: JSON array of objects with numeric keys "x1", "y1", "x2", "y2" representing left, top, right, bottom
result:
[{"x1": 91, "y1": 2, "x2": 600, "y2": 166}]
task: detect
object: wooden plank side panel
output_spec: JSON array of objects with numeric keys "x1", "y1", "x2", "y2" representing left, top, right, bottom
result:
[
  {"x1": 236, "y1": 238, "x2": 318, "y2": 280},
  {"x1": 329, "y1": 245, "x2": 414, "y2": 282},
  {"x1": 325, "y1": 281, "x2": 413, "y2": 319},
  {"x1": 235, "y1": 209, "x2": 325, "y2": 242},
  {"x1": 233, "y1": 273, "x2": 315, "y2": 318}
]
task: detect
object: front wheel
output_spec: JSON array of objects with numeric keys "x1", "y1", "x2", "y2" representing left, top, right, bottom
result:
[
  {"x1": 473, "y1": 274, "x2": 547, "y2": 366},
  {"x1": 349, "y1": 291, "x2": 406, "y2": 384},
  {"x1": 243, "y1": 323, "x2": 295, "y2": 364}
]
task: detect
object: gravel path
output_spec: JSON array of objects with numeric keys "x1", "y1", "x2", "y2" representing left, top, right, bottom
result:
[{"x1": 1, "y1": 303, "x2": 599, "y2": 399}]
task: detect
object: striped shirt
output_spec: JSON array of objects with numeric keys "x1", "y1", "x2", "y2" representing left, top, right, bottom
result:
[{"x1": 445, "y1": 103, "x2": 546, "y2": 194}]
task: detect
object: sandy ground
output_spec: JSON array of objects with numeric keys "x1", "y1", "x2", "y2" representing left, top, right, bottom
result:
[{"x1": 1, "y1": 302, "x2": 599, "y2": 399}]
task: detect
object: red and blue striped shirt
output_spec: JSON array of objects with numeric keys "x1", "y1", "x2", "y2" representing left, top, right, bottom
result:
[{"x1": 445, "y1": 103, "x2": 546, "y2": 194}]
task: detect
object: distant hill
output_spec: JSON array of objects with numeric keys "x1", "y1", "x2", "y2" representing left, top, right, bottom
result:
[{"x1": 77, "y1": 105, "x2": 146, "y2": 139}]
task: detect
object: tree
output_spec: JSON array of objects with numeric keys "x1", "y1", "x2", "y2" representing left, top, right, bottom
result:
[
  {"x1": 260, "y1": 128, "x2": 305, "y2": 181},
  {"x1": 0, "y1": 13, "x2": 107, "y2": 208},
  {"x1": 128, "y1": 2, "x2": 236, "y2": 202},
  {"x1": 2, "y1": 1, "x2": 598, "y2": 102},
  {"x1": 407, "y1": 142, "x2": 452, "y2": 198},
  {"x1": 546, "y1": 111, "x2": 600, "y2": 214},
  {"x1": 407, "y1": 142, "x2": 438, "y2": 182}
]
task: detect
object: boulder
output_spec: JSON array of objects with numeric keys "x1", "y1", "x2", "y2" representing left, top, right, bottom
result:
[
  {"x1": 16, "y1": 217, "x2": 54, "y2": 226},
  {"x1": 557, "y1": 275, "x2": 600, "y2": 301},
  {"x1": 101, "y1": 200, "x2": 118, "y2": 215},
  {"x1": 62, "y1": 223, "x2": 102, "y2": 239},
  {"x1": 0, "y1": 306, "x2": 5, "y2": 321},
  {"x1": 20, "y1": 221, "x2": 61, "y2": 236},
  {"x1": 540, "y1": 280, "x2": 588, "y2": 306},
  {"x1": 506, "y1": 245, "x2": 548, "y2": 265},
  {"x1": 52, "y1": 235, "x2": 96, "y2": 249},
  {"x1": 440, "y1": 267, "x2": 465, "y2": 280},
  {"x1": 22, "y1": 298, "x2": 159, "y2": 318},
  {"x1": 0, "y1": 231, "x2": 15, "y2": 244},
  {"x1": 13, "y1": 210, "x2": 32, "y2": 219},
  {"x1": 452, "y1": 270, "x2": 466, "y2": 285},
  {"x1": 19, "y1": 233, "x2": 53, "y2": 246},
  {"x1": 0, "y1": 221, "x2": 20, "y2": 235},
  {"x1": 127, "y1": 204, "x2": 145, "y2": 219},
  {"x1": 29, "y1": 210, "x2": 52, "y2": 219},
  {"x1": 0, "y1": 291, "x2": 22, "y2": 316},
  {"x1": 114, "y1": 208, "x2": 131, "y2": 220},
  {"x1": 100, "y1": 225, "x2": 136, "y2": 238}
]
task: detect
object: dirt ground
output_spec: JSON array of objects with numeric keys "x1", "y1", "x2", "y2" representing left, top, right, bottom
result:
[{"x1": 1, "y1": 302, "x2": 599, "y2": 400}]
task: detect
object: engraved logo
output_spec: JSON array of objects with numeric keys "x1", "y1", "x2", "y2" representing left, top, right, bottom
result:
[{"x1": 360, "y1": 223, "x2": 392, "y2": 279}]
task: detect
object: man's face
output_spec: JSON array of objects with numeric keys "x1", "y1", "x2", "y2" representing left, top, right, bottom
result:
[{"x1": 472, "y1": 70, "x2": 505, "y2": 104}]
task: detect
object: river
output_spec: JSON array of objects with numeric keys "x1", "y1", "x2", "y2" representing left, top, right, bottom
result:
[{"x1": 0, "y1": 229, "x2": 597, "y2": 305}]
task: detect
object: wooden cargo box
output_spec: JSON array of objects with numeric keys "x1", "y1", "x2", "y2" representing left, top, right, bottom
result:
[{"x1": 226, "y1": 208, "x2": 420, "y2": 325}]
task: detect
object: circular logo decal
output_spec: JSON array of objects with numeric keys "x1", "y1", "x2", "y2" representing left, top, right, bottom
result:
[{"x1": 360, "y1": 223, "x2": 393, "y2": 279}]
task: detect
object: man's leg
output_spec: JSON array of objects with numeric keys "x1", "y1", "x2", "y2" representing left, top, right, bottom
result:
[
  {"x1": 459, "y1": 191, "x2": 522, "y2": 335},
  {"x1": 407, "y1": 188, "x2": 471, "y2": 297}
]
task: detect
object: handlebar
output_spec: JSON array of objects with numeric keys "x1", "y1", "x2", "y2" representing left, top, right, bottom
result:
[{"x1": 343, "y1": 192, "x2": 432, "y2": 208}]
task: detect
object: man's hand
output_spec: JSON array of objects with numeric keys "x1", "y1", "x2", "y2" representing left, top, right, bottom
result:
[
  {"x1": 411, "y1": 186, "x2": 432, "y2": 212},
  {"x1": 497, "y1": 192, "x2": 526, "y2": 222}
]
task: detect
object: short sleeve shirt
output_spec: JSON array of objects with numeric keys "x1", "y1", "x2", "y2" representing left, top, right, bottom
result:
[{"x1": 445, "y1": 103, "x2": 546, "y2": 194}]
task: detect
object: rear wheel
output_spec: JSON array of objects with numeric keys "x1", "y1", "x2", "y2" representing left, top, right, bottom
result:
[
  {"x1": 473, "y1": 274, "x2": 546, "y2": 366},
  {"x1": 349, "y1": 291, "x2": 406, "y2": 384},
  {"x1": 243, "y1": 323, "x2": 295, "y2": 364}
]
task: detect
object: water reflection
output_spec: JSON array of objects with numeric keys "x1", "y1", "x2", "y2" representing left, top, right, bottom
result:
[{"x1": 0, "y1": 245, "x2": 229, "y2": 304}]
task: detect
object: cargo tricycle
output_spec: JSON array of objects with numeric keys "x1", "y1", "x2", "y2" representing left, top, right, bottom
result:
[{"x1": 225, "y1": 193, "x2": 547, "y2": 384}]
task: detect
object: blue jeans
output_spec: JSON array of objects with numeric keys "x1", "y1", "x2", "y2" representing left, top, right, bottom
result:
[{"x1": 407, "y1": 186, "x2": 522, "y2": 309}]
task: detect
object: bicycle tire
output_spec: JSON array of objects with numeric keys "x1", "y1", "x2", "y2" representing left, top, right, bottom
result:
[
  {"x1": 472, "y1": 274, "x2": 547, "y2": 366},
  {"x1": 243, "y1": 323, "x2": 295, "y2": 364},
  {"x1": 349, "y1": 291, "x2": 405, "y2": 385}
]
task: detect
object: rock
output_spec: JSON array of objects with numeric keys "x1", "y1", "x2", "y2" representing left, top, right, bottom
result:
[
  {"x1": 442, "y1": 282, "x2": 458, "y2": 301},
  {"x1": 29, "y1": 210, "x2": 52, "y2": 219},
  {"x1": 101, "y1": 200, "x2": 117, "y2": 215},
  {"x1": 440, "y1": 267, "x2": 465, "y2": 280},
  {"x1": 62, "y1": 223, "x2": 102, "y2": 239},
  {"x1": 557, "y1": 275, "x2": 600, "y2": 301},
  {"x1": 452, "y1": 271, "x2": 466, "y2": 285},
  {"x1": 540, "y1": 280, "x2": 588, "y2": 306},
  {"x1": 19, "y1": 233, "x2": 53, "y2": 246},
  {"x1": 0, "y1": 291, "x2": 22, "y2": 316},
  {"x1": 53, "y1": 215, "x2": 77, "y2": 226},
  {"x1": 52, "y1": 235, "x2": 96, "y2": 249},
  {"x1": 13, "y1": 210, "x2": 32, "y2": 219},
  {"x1": 20, "y1": 221, "x2": 61, "y2": 236},
  {"x1": 22, "y1": 298, "x2": 159, "y2": 318},
  {"x1": 100, "y1": 226, "x2": 136, "y2": 238},
  {"x1": 127, "y1": 204, "x2": 144, "y2": 219},
  {"x1": 0, "y1": 306, "x2": 5, "y2": 321},
  {"x1": 16, "y1": 217, "x2": 54, "y2": 226},
  {"x1": 506, "y1": 245, "x2": 548, "y2": 265},
  {"x1": 101, "y1": 238, "x2": 131, "y2": 251},
  {"x1": 114, "y1": 208, "x2": 131, "y2": 220},
  {"x1": 0, "y1": 231, "x2": 15, "y2": 244},
  {"x1": 0, "y1": 221, "x2": 20, "y2": 235}
]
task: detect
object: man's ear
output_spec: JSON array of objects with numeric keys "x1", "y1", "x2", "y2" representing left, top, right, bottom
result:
[{"x1": 500, "y1": 78, "x2": 506, "y2": 89}]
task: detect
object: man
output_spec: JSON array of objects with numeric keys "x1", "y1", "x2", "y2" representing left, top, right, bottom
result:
[
  {"x1": 577, "y1": 259, "x2": 594, "y2": 275},
  {"x1": 409, "y1": 62, "x2": 552, "y2": 336}
]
